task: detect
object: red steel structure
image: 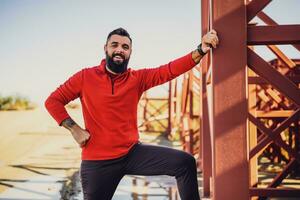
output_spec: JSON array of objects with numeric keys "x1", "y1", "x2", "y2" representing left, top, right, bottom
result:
[
  {"x1": 199, "y1": 0, "x2": 300, "y2": 199},
  {"x1": 200, "y1": 1, "x2": 249, "y2": 199},
  {"x1": 139, "y1": 1, "x2": 300, "y2": 199}
]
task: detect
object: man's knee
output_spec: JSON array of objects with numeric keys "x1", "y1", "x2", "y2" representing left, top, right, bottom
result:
[{"x1": 176, "y1": 151, "x2": 196, "y2": 169}]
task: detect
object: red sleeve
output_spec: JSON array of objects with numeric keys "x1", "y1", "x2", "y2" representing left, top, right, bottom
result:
[
  {"x1": 44, "y1": 70, "x2": 84, "y2": 125},
  {"x1": 137, "y1": 52, "x2": 196, "y2": 92}
]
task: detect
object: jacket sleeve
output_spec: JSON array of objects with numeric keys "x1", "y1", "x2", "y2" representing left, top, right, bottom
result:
[
  {"x1": 137, "y1": 52, "x2": 196, "y2": 92},
  {"x1": 44, "y1": 70, "x2": 84, "y2": 125}
]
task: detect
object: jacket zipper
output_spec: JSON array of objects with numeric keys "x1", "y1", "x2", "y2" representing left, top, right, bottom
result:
[{"x1": 110, "y1": 77, "x2": 115, "y2": 95}]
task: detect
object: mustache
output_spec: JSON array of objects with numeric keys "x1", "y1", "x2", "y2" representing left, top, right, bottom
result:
[{"x1": 112, "y1": 53, "x2": 125, "y2": 60}]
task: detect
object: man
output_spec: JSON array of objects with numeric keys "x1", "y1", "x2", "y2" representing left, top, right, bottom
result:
[{"x1": 45, "y1": 28, "x2": 218, "y2": 200}]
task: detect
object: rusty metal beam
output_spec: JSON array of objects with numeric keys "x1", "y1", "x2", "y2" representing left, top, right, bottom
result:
[
  {"x1": 246, "y1": 0, "x2": 272, "y2": 22},
  {"x1": 248, "y1": 25, "x2": 300, "y2": 45},
  {"x1": 250, "y1": 188, "x2": 300, "y2": 197},
  {"x1": 256, "y1": 11, "x2": 276, "y2": 25},
  {"x1": 181, "y1": 74, "x2": 189, "y2": 114},
  {"x1": 248, "y1": 76, "x2": 300, "y2": 84},
  {"x1": 257, "y1": 11, "x2": 300, "y2": 52},
  {"x1": 249, "y1": 109, "x2": 300, "y2": 158},
  {"x1": 267, "y1": 45, "x2": 296, "y2": 70},
  {"x1": 247, "y1": 48, "x2": 300, "y2": 106},
  {"x1": 201, "y1": 58, "x2": 212, "y2": 197},
  {"x1": 256, "y1": 110, "x2": 294, "y2": 118},
  {"x1": 268, "y1": 158, "x2": 297, "y2": 188},
  {"x1": 168, "y1": 81, "x2": 173, "y2": 136},
  {"x1": 200, "y1": 0, "x2": 212, "y2": 196},
  {"x1": 248, "y1": 113, "x2": 300, "y2": 163},
  {"x1": 211, "y1": 0, "x2": 249, "y2": 199},
  {"x1": 248, "y1": 67, "x2": 258, "y2": 194}
]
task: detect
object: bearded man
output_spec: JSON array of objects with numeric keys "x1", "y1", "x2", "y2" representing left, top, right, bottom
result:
[{"x1": 45, "y1": 27, "x2": 219, "y2": 200}]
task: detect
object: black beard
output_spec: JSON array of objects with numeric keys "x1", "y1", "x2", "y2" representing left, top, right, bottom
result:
[{"x1": 105, "y1": 53, "x2": 129, "y2": 74}]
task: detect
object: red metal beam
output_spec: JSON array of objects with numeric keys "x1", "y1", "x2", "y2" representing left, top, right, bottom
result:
[
  {"x1": 249, "y1": 109, "x2": 300, "y2": 158},
  {"x1": 181, "y1": 74, "x2": 189, "y2": 114},
  {"x1": 248, "y1": 76, "x2": 300, "y2": 84},
  {"x1": 201, "y1": 61, "x2": 213, "y2": 197},
  {"x1": 168, "y1": 81, "x2": 172, "y2": 136},
  {"x1": 246, "y1": 0, "x2": 272, "y2": 22},
  {"x1": 257, "y1": 11, "x2": 276, "y2": 25},
  {"x1": 250, "y1": 188, "x2": 300, "y2": 197},
  {"x1": 257, "y1": 11, "x2": 300, "y2": 52},
  {"x1": 268, "y1": 158, "x2": 297, "y2": 188},
  {"x1": 211, "y1": 0, "x2": 249, "y2": 199},
  {"x1": 248, "y1": 25, "x2": 300, "y2": 45},
  {"x1": 247, "y1": 48, "x2": 300, "y2": 106},
  {"x1": 201, "y1": 0, "x2": 212, "y2": 196},
  {"x1": 267, "y1": 45, "x2": 297, "y2": 70},
  {"x1": 248, "y1": 113, "x2": 300, "y2": 163}
]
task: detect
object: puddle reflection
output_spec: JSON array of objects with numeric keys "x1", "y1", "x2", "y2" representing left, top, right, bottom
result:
[
  {"x1": 74, "y1": 175, "x2": 179, "y2": 200},
  {"x1": 124, "y1": 175, "x2": 179, "y2": 200}
]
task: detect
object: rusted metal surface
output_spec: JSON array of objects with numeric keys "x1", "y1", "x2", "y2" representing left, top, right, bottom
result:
[
  {"x1": 246, "y1": 0, "x2": 271, "y2": 22},
  {"x1": 249, "y1": 109, "x2": 300, "y2": 159},
  {"x1": 201, "y1": 0, "x2": 213, "y2": 197},
  {"x1": 138, "y1": 1, "x2": 300, "y2": 199},
  {"x1": 249, "y1": 57, "x2": 300, "y2": 105},
  {"x1": 249, "y1": 188, "x2": 300, "y2": 197},
  {"x1": 198, "y1": 0, "x2": 300, "y2": 199},
  {"x1": 210, "y1": 0, "x2": 249, "y2": 199},
  {"x1": 248, "y1": 25, "x2": 300, "y2": 45},
  {"x1": 257, "y1": 11, "x2": 300, "y2": 52},
  {"x1": 246, "y1": 1, "x2": 300, "y2": 199},
  {"x1": 248, "y1": 66, "x2": 258, "y2": 199},
  {"x1": 179, "y1": 70, "x2": 201, "y2": 157}
]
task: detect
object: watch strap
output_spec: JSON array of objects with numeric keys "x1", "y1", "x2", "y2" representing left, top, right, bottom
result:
[{"x1": 197, "y1": 43, "x2": 207, "y2": 56}]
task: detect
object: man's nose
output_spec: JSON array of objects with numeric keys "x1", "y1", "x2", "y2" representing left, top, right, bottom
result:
[{"x1": 115, "y1": 45, "x2": 124, "y2": 54}]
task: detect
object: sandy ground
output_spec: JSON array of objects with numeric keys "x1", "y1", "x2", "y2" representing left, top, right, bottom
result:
[
  {"x1": 0, "y1": 108, "x2": 189, "y2": 200},
  {"x1": 0, "y1": 108, "x2": 83, "y2": 199},
  {"x1": 0, "y1": 108, "x2": 202, "y2": 200}
]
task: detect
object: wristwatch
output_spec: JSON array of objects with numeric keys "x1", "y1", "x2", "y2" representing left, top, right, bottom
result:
[{"x1": 197, "y1": 43, "x2": 207, "y2": 56}]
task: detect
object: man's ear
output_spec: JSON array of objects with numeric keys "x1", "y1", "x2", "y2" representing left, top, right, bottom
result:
[{"x1": 104, "y1": 44, "x2": 107, "y2": 52}]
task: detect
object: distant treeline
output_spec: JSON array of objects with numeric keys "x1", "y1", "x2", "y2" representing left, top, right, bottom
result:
[{"x1": 0, "y1": 95, "x2": 35, "y2": 110}]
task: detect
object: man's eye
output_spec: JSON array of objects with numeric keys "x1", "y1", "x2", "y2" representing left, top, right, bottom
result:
[{"x1": 123, "y1": 46, "x2": 129, "y2": 50}]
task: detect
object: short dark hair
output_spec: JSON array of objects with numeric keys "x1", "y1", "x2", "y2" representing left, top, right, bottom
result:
[{"x1": 106, "y1": 28, "x2": 132, "y2": 43}]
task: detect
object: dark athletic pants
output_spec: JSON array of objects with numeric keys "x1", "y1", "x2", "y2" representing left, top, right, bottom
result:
[{"x1": 80, "y1": 142, "x2": 200, "y2": 200}]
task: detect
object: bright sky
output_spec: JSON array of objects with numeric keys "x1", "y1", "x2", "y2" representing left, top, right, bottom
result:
[{"x1": 0, "y1": 0, "x2": 299, "y2": 105}]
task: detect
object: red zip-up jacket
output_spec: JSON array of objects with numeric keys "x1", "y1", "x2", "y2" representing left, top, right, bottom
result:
[{"x1": 45, "y1": 52, "x2": 196, "y2": 160}]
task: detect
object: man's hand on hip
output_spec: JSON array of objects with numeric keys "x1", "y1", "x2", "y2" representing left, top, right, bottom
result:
[
  {"x1": 70, "y1": 126, "x2": 91, "y2": 147},
  {"x1": 61, "y1": 118, "x2": 90, "y2": 147}
]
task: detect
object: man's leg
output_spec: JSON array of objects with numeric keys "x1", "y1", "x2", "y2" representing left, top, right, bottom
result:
[
  {"x1": 80, "y1": 158, "x2": 125, "y2": 200},
  {"x1": 124, "y1": 143, "x2": 200, "y2": 200}
]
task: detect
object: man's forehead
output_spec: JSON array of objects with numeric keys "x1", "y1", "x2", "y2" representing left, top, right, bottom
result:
[{"x1": 107, "y1": 34, "x2": 131, "y2": 45}]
